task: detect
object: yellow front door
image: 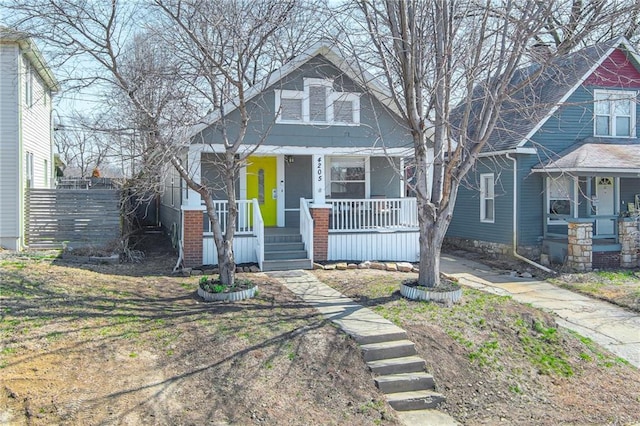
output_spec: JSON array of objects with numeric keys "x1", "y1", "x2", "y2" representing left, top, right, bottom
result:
[{"x1": 246, "y1": 156, "x2": 277, "y2": 226}]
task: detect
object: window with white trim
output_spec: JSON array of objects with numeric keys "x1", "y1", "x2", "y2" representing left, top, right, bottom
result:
[
  {"x1": 547, "y1": 175, "x2": 574, "y2": 224},
  {"x1": 275, "y1": 78, "x2": 360, "y2": 125},
  {"x1": 480, "y1": 173, "x2": 495, "y2": 223},
  {"x1": 329, "y1": 157, "x2": 365, "y2": 199},
  {"x1": 594, "y1": 90, "x2": 636, "y2": 137}
]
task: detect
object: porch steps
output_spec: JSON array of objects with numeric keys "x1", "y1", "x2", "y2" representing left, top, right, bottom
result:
[{"x1": 262, "y1": 228, "x2": 312, "y2": 271}]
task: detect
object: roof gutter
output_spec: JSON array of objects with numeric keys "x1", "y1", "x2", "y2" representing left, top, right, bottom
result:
[
  {"x1": 478, "y1": 147, "x2": 537, "y2": 158},
  {"x1": 506, "y1": 153, "x2": 556, "y2": 274}
]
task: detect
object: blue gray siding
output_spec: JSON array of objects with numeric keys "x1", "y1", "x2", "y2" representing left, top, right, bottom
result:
[
  {"x1": 195, "y1": 55, "x2": 411, "y2": 150},
  {"x1": 447, "y1": 156, "x2": 514, "y2": 245}
]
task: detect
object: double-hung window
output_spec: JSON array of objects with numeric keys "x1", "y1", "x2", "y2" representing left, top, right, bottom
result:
[
  {"x1": 594, "y1": 90, "x2": 635, "y2": 137},
  {"x1": 275, "y1": 78, "x2": 360, "y2": 125},
  {"x1": 329, "y1": 157, "x2": 366, "y2": 199},
  {"x1": 547, "y1": 175, "x2": 574, "y2": 224},
  {"x1": 480, "y1": 173, "x2": 495, "y2": 223}
]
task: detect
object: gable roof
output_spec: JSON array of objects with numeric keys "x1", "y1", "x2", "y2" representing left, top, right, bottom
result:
[
  {"x1": 0, "y1": 27, "x2": 60, "y2": 92},
  {"x1": 532, "y1": 137, "x2": 640, "y2": 174},
  {"x1": 188, "y1": 40, "x2": 398, "y2": 139},
  {"x1": 463, "y1": 37, "x2": 640, "y2": 153}
]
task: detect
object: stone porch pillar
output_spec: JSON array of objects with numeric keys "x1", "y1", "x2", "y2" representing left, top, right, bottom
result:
[
  {"x1": 567, "y1": 221, "x2": 592, "y2": 272},
  {"x1": 183, "y1": 208, "x2": 204, "y2": 267},
  {"x1": 619, "y1": 218, "x2": 639, "y2": 268}
]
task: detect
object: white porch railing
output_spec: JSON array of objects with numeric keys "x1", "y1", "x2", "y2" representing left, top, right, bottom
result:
[
  {"x1": 202, "y1": 200, "x2": 254, "y2": 235},
  {"x1": 253, "y1": 199, "x2": 264, "y2": 270},
  {"x1": 300, "y1": 198, "x2": 314, "y2": 261},
  {"x1": 327, "y1": 198, "x2": 418, "y2": 231}
]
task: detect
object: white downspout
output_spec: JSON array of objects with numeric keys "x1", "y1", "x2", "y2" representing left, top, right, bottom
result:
[
  {"x1": 173, "y1": 212, "x2": 185, "y2": 273},
  {"x1": 506, "y1": 153, "x2": 556, "y2": 274}
]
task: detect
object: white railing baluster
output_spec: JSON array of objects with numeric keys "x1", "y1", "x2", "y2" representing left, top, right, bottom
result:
[
  {"x1": 300, "y1": 198, "x2": 314, "y2": 262},
  {"x1": 253, "y1": 198, "x2": 264, "y2": 270},
  {"x1": 326, "y1": 198, "x2": 418, "y2": 232}
]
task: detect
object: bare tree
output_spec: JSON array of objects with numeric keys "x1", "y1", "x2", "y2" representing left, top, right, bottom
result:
[
  {"x1": 342, "y1": 0, "x2": 580, "y2": 288},
  {"x1": 5, "y1": 0, "x2": 320, "y2": 285},
  {"x1": 54, "y1": 113, "x2": 111, "y2": 177}
]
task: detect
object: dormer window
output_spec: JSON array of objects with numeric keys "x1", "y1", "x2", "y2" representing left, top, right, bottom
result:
[
  {"x1": 275, "y1": 78, "x2": 360, "y2": 125},
  {"x1": 594, "y1": 90, "x2": 635, "y2": 137}
]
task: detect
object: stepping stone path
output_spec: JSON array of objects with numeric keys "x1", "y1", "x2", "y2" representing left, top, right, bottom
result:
[{"x1": 268, "y1": 270, "x2": 458, "y2": 425}]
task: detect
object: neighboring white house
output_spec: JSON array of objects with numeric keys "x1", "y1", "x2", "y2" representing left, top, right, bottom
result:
[{"x1": 0, "y1": 28, "x2": 59, "y2": 250}]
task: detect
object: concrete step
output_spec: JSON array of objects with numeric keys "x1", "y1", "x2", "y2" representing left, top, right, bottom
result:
[
  {"x1": 375, "y1": 372, "x2": 435, "y2": 394},
  {"x1": 264, "y1": 250, "x2": 308, "y2": 261},
  {"x1": 264, "y1": 234, "x2": 302, "y2": 244},
  {"x1": 261, "y1": 258, "x2": 312, "y2": 271},
  {"x1": 352, "y1": 329, "x2": 408, "y2": 345},
  {"x1": 367, "y1": 355, "x2": 426, "y2": 375},
  {"x1": 385, "y1": 390, "x2": 446, "y2": 411},
  {"x1": 264, "y1": 242, "x2": 305, "y2": 251},
  {"x1": 360, "y1": 340, "x2": 416, "y2": 362}
]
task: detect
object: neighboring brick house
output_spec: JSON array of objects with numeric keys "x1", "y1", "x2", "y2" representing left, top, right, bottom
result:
[
  {"x1": 0, "y1": 28, "x2": 59, "y2": 250},
  {"x1": 447, "y1": 37, "x2": 640, "y2": 270}
]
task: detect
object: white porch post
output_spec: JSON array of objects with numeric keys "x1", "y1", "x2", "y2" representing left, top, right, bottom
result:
[
  {"x1": 312, "y1": 154, "x2": 327, "y2": 205},
  {"x1": 186, "y1": 147, "x2": 202, "y2": 207}
]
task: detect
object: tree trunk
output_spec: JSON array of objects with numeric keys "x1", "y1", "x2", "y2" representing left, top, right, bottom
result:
[
  {"x1": 217, "y1": 239, "x2": 235, "y2": 286},
  {"x1": 417, "y1": 215, "x2": 447, "y2": 288}
]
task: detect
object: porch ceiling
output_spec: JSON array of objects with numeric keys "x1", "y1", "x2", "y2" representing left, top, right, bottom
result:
[{"x1": 532, "y1": 138, "x2": 640, "y2": 174}]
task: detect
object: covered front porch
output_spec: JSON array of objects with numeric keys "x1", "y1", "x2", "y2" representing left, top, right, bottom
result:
[
  {"x1": 534, "y1": 140, "x2": 640, "y2": 268},
  {"x1": 182, "y1": 146, "x2": 421, "y2": 268}
]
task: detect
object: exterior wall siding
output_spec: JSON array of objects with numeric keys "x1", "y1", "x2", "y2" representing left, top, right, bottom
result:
[
  {"x1": 447, "y1": 156, "x2": 514, "y2": 246},
  {"x1": 583, "y1": 48, "x2": 640, "y2": 88},
  {"x1": 203, "y1": 235, "x2": 257, "y2": 265},
  {"x1": 0, "y1": 44, "x2": 20, "y2": 249},
  {"x1": 196, "y1": 56, "x2": 412, "y2": 150},
  {"x1": 328, "y1": 231, "x2": 419, "y2": 262},
  {"x1": 21, "y1": 53, "x2": 53, "y2": 190}
]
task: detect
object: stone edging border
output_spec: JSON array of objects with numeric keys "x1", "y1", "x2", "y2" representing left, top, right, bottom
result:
[
  {"x1": 179, "y1": 261, "x2": 420, "y2": 276},
  {"x1": 312, "y1": 261, "x2": 417, "y2": 273}
]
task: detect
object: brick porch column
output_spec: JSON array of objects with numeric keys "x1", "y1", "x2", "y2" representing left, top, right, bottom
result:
[
  {"x1": 183, "y1": 209, "x2": 203, "y2": 267},
  {"x1": 567, "y1": 221, "x2": 592, "y2": 272},
  {"x1": 619, "y1": 218, "x2": 639, "y2": 268},
  {"x1": 310, "y1": 206, "x2": 331, "y2": 262}
]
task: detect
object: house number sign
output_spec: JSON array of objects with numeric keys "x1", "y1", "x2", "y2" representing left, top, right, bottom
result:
[{"x1": 316, "y1": 156, "x2": 324, "y2": 182}]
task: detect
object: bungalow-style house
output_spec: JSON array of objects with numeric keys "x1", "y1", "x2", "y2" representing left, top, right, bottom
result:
[
  {"x1": 0, "y1": 28, "x2": 59, "y2": 250},
  {"x1": 161, "y1": 41, "x2": 421, "y2": 270},
  {"x1": 447, "y1": 37, "x2": 640, "y2": 270}
]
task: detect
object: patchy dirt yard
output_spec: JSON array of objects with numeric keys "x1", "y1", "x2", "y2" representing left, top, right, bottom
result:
[
  {"x1": 0, "y1": 239, "x2": 398, "y2": 425},
  {"x1": 2, "y1": 234, "x2": 640, "y2": 426},
  {"x1": 315, "y1": 269, "x2": 640, "y2": 426}
]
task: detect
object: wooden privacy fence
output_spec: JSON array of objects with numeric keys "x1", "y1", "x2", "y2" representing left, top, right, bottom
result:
[{"x1": 26, "y1": 189, "x2": 121, "y2": 249}]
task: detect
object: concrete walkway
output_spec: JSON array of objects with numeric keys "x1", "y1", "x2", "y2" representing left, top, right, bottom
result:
[
  {"x1": 268, "y1": 270, "x2": 459, "y2": 426},
  {"x1": 440, "y1": 254, "x2": 640, "y2": 368}
]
